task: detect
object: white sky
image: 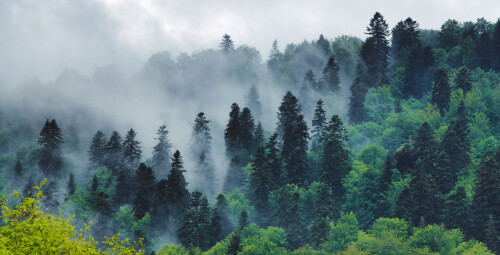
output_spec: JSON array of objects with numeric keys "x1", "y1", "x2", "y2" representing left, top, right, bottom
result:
[{"x1": 0, "y1": 0, "x2": 499, "y2": 85}]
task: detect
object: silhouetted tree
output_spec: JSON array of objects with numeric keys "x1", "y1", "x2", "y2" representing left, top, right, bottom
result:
[
  {"x1": 431, "y1": 68, "x2": 451, "y2": 115},
  {"x1": 192, "y1": 112, "x2": 212, "y2": 158},
  {"x1": 38, "y1": 119, "x2": 64, "y2": 176},
  {"x1": 455, "y1": 66, "x2": 473, "y2": 93},
  {"x1": 66, "y1": 172, "x2": 76, "y2": 200},
  {"x1": 209, "y1": 194, "x2": 234, "y2": 246},
  {"x1": 322, "y1": 57, "x2": 340, "y2": 92},
  {"x1": 152, "y1": 125, "x2": 172, "y2": 178},
  {"x1": 104, "y1": 131, "x2": 123, "y2": 174},
  {"x1": 132, "y1": 163, "x2": 156, "y2": 219},
  {"x1": 364, "y1": 12, "x2": 391, "y2": 86},
  {"x1": 166, "y1": 150, "x2": 190, "y2": 222},
  {"x1": 220, "y1": 34, "x2": 235, "y2": 54},
  {"x1": 316, "y1": 34, "x2": 330, "y2": 55},
  {"x1": 224, "y1": 103, "x2": 240, "y2": 158},
  {"x1": 348, "y1": 76, "x2": 367, "y2": 124},
  {"x1": 122, "y1": 129, "x2": 142, "y2": 170},
  {"x1": 88, "y1": 130, "x2": 106, "y2": 170}
]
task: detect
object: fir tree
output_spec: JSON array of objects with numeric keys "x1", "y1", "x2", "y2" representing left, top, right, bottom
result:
[
  {"x1": 276, "y1": 91, "x2": 301, "y2": 141},
  {"x1": 283, "y1": 115, "x2": 309, "y2": 186},
  {"x1": 151, "y1": 179, "x2": 169, "y2": 230},
  {"x1": 237, "y1": 209, "x2": 249, "y2": 232},
  {"x1": 348, "y1": 76, "x2": 367, "y2": 124},
  {"x1": 413, "y1": 122, "x2": 438, "y2": 174},
  {"x1": 194, "y1": 152, "x2": 215, "y2": 197},
  {"x1": 223, "y1": 157, "x2": 244, "y2": 192},
  {"x1": 224, "y1": 103, "x2": 240, "y2": 158},
  {"x1": 66, "y1": 172, "x2": 76, "y2": 200},
  {"x1": 316, "y1": 34, "x2": 330, "y2": 55},
  {"x1": 265, "y1": 133, "x2": 282, "y2": 190},
  {"x1": 493, "y1": 20, "x2": 500, "y2": 71},
  {"x1": 364, "y1": 12, "x2": 391, "y2": 86},
  {"x1": 114, "y1": 169, "x2": 133, "y2": 206},
  {"x1": 103, "y1": 131, "x2": 122, "y2": 174},
  {"x1": 166, "y1": 150, "x2": 190, "y2": 222},
  {"x1": 376, "y1": 153, "x2": 394, "y2": 218},
  {"x1": 431, "y1": 68, "x2": 451, "y2": 115},
  {"x1": 310, "y1": 183, "x2": 334, "y2": 247},
  {"x1": 391, "y1": 17, "x2": 420, "y2": 59},
  {"x1": 192, "y1": 112, "x2": 212, "y2": 158},
  {"x1": 455, "y1": 66, "x2": 473, "y2": 93},
  {"x1": 443, "y1": 186, "x2": 470, "y2": 234},
  {"x1": 321, "y1": 115, "x2": 350, "y2": 200},
  {"x1": 38, "y1": 119, "x2": 64, "y2": 176},
  {"x1": 394, "y1": 143, "x2": 416, "y2": 176},
  {"x1": 220, "y1": 34, "x2": 235, "y2": 54},
  {"x1": 253, "y1": 121, "x2": 265, "y2": 150},
  {"x1": 88, "y1": 130, "x2": 106, "y2": 170},
  {"x1": 245, "y1": 84, "x2": 262, "y2": 120},
  {"x1": 268, "y1": 39, "x2": 282, "y2": 71},
  {"x1": 239, "y1": 107, "x2": 255, "y2": 162},
  {"x1": 311, "y1": 99, "x2": 327, "y2": 151},
  {"x1": 209, "y1": 194, "x2": 234, "y2": 246},
  {"x1": 248, "y1": 147, "x2": 272, "y2": 225},
  {"x1": 122, "y1": 128, "x2": 142, "y2": 170},
  {"x1": 227, "y1": 233, "x2": 242, "y2": 255},
  {"x1": 178, "y1": 190, "x2": 211, "y2": 251},
  {"x1": 323, "y1": 56, "x2": 341, "y2": 92},
  {"x1": 132, "y1": 163, "x2": 156, "y2": 219},
  {"x1": 152, "y1": 125, "x2": 172, "y2": 178}
]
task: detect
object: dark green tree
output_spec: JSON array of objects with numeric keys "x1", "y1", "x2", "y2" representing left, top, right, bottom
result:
[
  {"x1": 276, "y1": 91, "x2": 301, "y2": 141},
  {"x1": 114, "y1": 169, "x2": 133, "y2": 206},
  {"x1": 494, "y1": 20, "x2": 500, "y2": 71},
  {"x1": 322, "y1": 57, "x2": 340, "y2": 92},
  {"x1": 166, "y1": 150, "x2": 190, "y2": 222},
  {"x1": 253, "y1": 121, "x2": 265, "y2": 150},
  {"x1": 413, "y1": 122, "x2": 438, "y2": 174},
  {"x1": 348, "y1": 76, "x2": 367, "y2": 124},
  {"x1": 248, "y1": 147, "x2": 272, "y2": 225},
  {"x1": 103, "y1": 131, "x2": 123, "y2": 175},
  {"x1": 316, "y1": 34, "x2": 330, "y2": 55},
  {"x1": 283, "y1": 114, "x2": 309, "y2": 186},
  {"x1": 364, "y1": 12, "x2": 391, "y2": 86},
  {"x1": 443, "y1": 186, "x2": 470, "y2": 234},
  {"x1": 237, "y1": 209, "x2": 249, "y2": 232},
  {"x1": 178, "y1": 190, "x2": 211, "y2": 251},
  {"x1": 321, "y1": 115, "x2": 350, "y2": 199},
  {"x1": 394, "y1": 143, "x2": 416, "y2": 176},
  {"x1": 122, "y1": 128, "x2": 142, "y2": 170},
  {"x1": 311, "y1": 99, "x2": 327, "y2": 144},
  {"x1": 192, "y1": 112, "x2": 212, "y2": 158},
  {"x1": 88, "y1": 130, "x2": 106, "y2": 170},
  {"x1": 151, "y1": 179, "x2": 169, "y2": 230},
  {"x1": 391, "y1": 17, "x2": 420, "y2": 59},
  {"x1": 66, "y1": 172, "x2": 76, "y2": 200},
  {"x1": 209, "y1": 194, "x2": 234, "y2": 246},
  {"x1": 431, "y1": 68, "x2": 451, "y2": 115},
  {"x1": 266, "y1": 133, "x2": 282, "y2": 190},
  {"x1": 438, "y1": 19, "x2": 462, "y2": 49},
  {"x1": 227, "y1": 233, "x2": 242, "y2": 255},
  {"x1": 38, "y1": 119, "x2": 64, "y2": 176},
  {"x1": 310, "y1": 183, "x2": 334, "y2": 247},
  {"x1": 152, "y1": 125, "x2": 172, "y2": 178},
  {"x1": 220, "y1": 34, "x2": 235, "y2": 54},
  {"x1": 224, "y1": 103, "x2": 240, "y2": 158},
  {"x1": 132, "y1": 163, "x2": 156, "y2": 219},
  {"x1": 239, "y1": 107, "x2": 255, "y2": 162},
  {"x1": 454, "y1": 66, "x2": 473, "y2": 93}
]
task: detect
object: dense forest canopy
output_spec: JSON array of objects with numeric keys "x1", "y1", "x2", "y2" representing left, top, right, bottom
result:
[{"x1": 0, "y1": 11, "x2": 499, "y2": 254}]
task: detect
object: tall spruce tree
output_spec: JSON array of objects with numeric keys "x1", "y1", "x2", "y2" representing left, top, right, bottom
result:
[
  {"x1": 227, "y1": 233, "x2": 242, "y2": 255},
  {"x1": 239, "y1": 107, "x2": 255, "y2": 162},
  {"x1": 310, "y1": 182, "x2": 334, "y2": 247},
  {"x1": 348, "y1": 76, "x2": 367, "y2": 124},
  {"x1": 443, "y1": 186, "x2": 470, "y2": 234},
  {"x1": 166, "y1": 150, "x2": 190, "y2": 222},
  {"x1": 253, "y1": 121, "x2": 265, "y2": 150},
  {"x1": 321, "y1": 115, "x2": 350, "y2": 200},
  {"x1": 88, "y1": 130, "x2": 106, "y2": 170},
  {"x1": 283, "y1": 114, "x2": 309, "y2": 186},
  {"x1": 132, "y1": 163, "x2": 156, "y2": 219},
  {"x1": 266, "y1": 133, "x2": 282, "y2": 190},
  {"x1": 220, "y1": 34, "x2": 235, "y2": 54},
  {"x1": 316, "y1": 34, "x2": 330, "y2": 55},
  {"x1": 391, "y1": 17, "x2": 420, "y2": 59},
  {"x1": 192, "y1": 112, "x2": 212, "y2": 158},
  {"x1": 151, "y1": 179, "x2": 169, "y2": 230},
  {"x1": 413, "y1": 122, "x2": 438, "y2": 174},
  {"x1": 122, "y1": 129, "x2": 142, "y2": 170},
  {"x1": 431, "y1": 68, "x2": 451, "y2": 115},
  {"x1": 66, "y1": 172, "x2": 76, "y2": 200},
  {"x1": 178, "y1": 190, "x2": 212, "y2": 251},
  {"x1": 248, "y1": 147, "x2": 272, "y2": 225},
  {"x1": 224, "y1": 103, "x2": 240, "y2": 158},
  {"x1": 276, "y1": 91, "x2": 301, "y2": 141},
  {"x1": 364, "y1": 12, "x2": 391, "y2": 86},
  {"x1": 311, "y1": 99, "x2": 327, "y2": 151},
  {"x1": 454, "y1": 66, "x2": 473, "y2": 93},
  {"x1": 38, "y1": 119, "x2": 64, "y2": 176},
  {"x1": 103, "y1": 131, "x2": 123, "y2": 175},
  {"x1": 223, "y1": 157, "x2": 243, "y2": 192},
  {"x1": 323, "y1": 57, "x2": 341, "y2": 92},
  {"x1": 152, "y1": 125, "x2": 172, "y2": 178},
  {"x1": 209, "y1": 194, "x2": 234, "y2": 246},
  {"x1": 245, "y1": 85, "x2": 262, "y2": 120}
]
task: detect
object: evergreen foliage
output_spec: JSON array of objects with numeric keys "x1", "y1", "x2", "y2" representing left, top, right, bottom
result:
[
  {"x1": 38, "y1": 119, "x2": 64, "y2": 176},
  {"x1": 88, "y1": 130, "x2": 106, "y2": 170},
  {"x1": 152, "y1": 125, "x2": 172, "y2": 178}
]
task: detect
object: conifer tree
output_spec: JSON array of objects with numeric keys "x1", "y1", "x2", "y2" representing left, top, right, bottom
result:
[
  {"x1": 132, "y1": 163, "x2": 156, "y2": 219},
  {"x1": 178, "y1": 190, "x2": 211, "y2": 251},
  {"x1": 103, "y1": 131, "x2": 122, "y2": 174},
  {"x1": 311, "y1": 99, "x2": 327, "y2": 150},
  {"x1": 194, "y1": 152, "x2": 215, "y2": 197},
  {"x1": 224, "y1": 103, "x2": 240, "y2": 158},
  {"x1": 413, "y1": 122, "x2": 438, "y2": 174},
  {"x1": 122, "y1": 128, "x2": 142, "y2": 170},
  {"x1": 364, "y1": 12, "x2": 391, "y2": 86},
  {"x1": 38, "y1": 119, "x2": 64, "y2": 176},
  {"x1": 316, "y1": 34, "x2": 330, "y2": 55},
  {"x1": 323, "y1": 56, "x2": 341, "y2": 92},
  {"x1": 114, "y1": 169, "x2": 133, "y2": 206},
  {"x1": 266, "y1": 133, "x2": 282, "y2": 190},
  {"x1": 248, "y1": 147, "x2": 272, "y2": 225},
  {"x1": 310, "y1": 183, "x2": 334, "y2": 247},
  {"x1": 455, "y1": 66, "x2": 473, "y2": 93},
  {"x1": 245, "y1": 84, "x2": 262, "y2": 120},
  {"x1": 23, "y1": 175, "x2": 35, "y2": 198},
  {"x1": 391, "y1": 17, "x2": 420, "y2": 59},
  {"x1": 394, "y1": 143, "x2": 416, "y2": 176},
  {"x1": 485, "y1": 215, "x2": 498, "y2": 253},
  {"x1": 152, "y1": 125, "x2": 172, "y2": 178},
  {"x1": 66, "y1": 172, "x2": 76, "y2": 200},
  {"x1": 444, "y1": 186, "x2": 470, "y2": 234},
  {"x1": 237, "y1": 209, "x2": 249, "y2": 232},
  {"x1": 287, "y1": 191, "x2": 309, "y2": 250},
  {"x1": 223, "y1": 157, "x2": 243, "y2": 192},
  {"x1": 276, "y1": 91, "x2": 301, "y2": 141},
  {"x1": 268, "y1": 39, "x2": 282, "y2": 71},
  {"x1": 166, "y1": 150, "x2": 190, "y2": 221},
  {"x1": 227, "y1": 233, "x2": 242, "y2": 255},
  {"x1": 14, "y1": 159, "x2": 22, "y2": 177},
  {"x1": 192, "y1": 112, "x2": 212, "y2": 158},
  {"x1": 348, "y1": 76, "x2": 367, "y2": 124},
  {"x1": 220, "y1": 34, "x2": 235, "y2": 54},
  {"x1": 431, "y1": 68, "x2": 451, "y2": 115},
  {"x1": 493, "y1": 20, "x2": 500, "y2": 71},
  {"x1": 239, "y1": 107, "x2": 255, "y2": 162},
  {"x1": 321, "y1": 115, "x2": 350, "y2": 200},
  {"x1": 151, "y1": 179, "x2": 169, "y2": 230},
  {"x1": 253, "y1": 121, "x2": 265, "y2": 150},
  {"x1": 376, "y1": 153, "x2": 394, "y2": 218},
  {"x1": 88, "y1": 130, "x2": 106, "y2": 170},
  {"x1": 283, "y1": 114, "x2": 309, "y2": 186},
  {"x1": 209, "y1": 194, "x2": 234, "y2": 246}
]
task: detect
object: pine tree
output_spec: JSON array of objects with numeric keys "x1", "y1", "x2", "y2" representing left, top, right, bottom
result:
[
  {"x1": 132, "y1": 163, "x2": 156, "y2": 219},
  {"x1": 220, "y1": 34, "x2": 235, "y2": 54},
  {"x1": 38, "y1": 119, "x2": 64, "y2": 176},
  {"x1": 394, "y1": 143, "x2": 416, "y2": 176},
  {"x1": 178, "y1": 190, "x2": 211, "y2": 250},
  {"x1": 283, "y1": 114, "x2": 309, "y2": 186},
  {"x1": 364, "y1": 12, "x2": 391, "y2": 86},
  {"x1": 192, "y1": 112, "x2": 212, "y2": 158},
  {"x1": 122, "y1": 128, "x2": 142, "y2": 170},
  {"x1": 227, "y1": 233, "x2": 242, "y2": 255},
  {"x1": 224, "y1": 103, "x2": 240, "y2": 158},
  {"x1": 194, "y1": 152, "x2": 215, "y2": 197},
  {"x1": 413, "y1": 122, "x2": 438, "y2": 174},
  {"x1": 88, "y1": 130, "x2": 106, "y2": 170},
  {"x1": 151, "y1": 179, "x2": 169, "y2": 231},
  {"x1": 245, "y1": 84, "x2": 262, "y2": 120},
  {"x1": 443, "y1": 186, "x2": 470, "y2": 234},
  {"x1": 310, "y1": 183, "x2": 334, "y2": 247},
  {"x1": 253, "y1": 121, "x2": 265, "y2": 150},
  {"x1": 348, "y1": 76, "x2": 367, "y2": 124},
  {"x1": 237, "y1": 209, "x2": 249, "y2": 232},
  {"x1": 114, "y1": 169, "x2": 133, "y2": 206},
  {"x1": 66, "y1": 172, "x2": 76, "y2": 200},
  {"x1": 239, "y1": 107, "x2": 255, "y2": 162},
  {"x1": 223, "y1": 157, "x2": 244, "y2": 192},
  {"x1": 391, "y1": 17, "x2": 420, "y2": 59},
  {"x1": 311, "y1": 99, "x2": 327, "y2": 150},
  {"x1": 166, "y1": 150, "x2": 190, "y2": 222},
  {"x1": 103, "y1": 131, "x2": 123, "y2": 175},
  {"x1": 276, "y1": 91, "x2": 301, "y2": 141},
  {"x1": 152, "y1": 125, "x2": 172, "y2": 178},
  {"x1": 209, "y1": 194, "x2": 234, "y2": 246},
  {"x1": 455, "y1": 66, "x2": 473, "y2": 93},
  {"x1": 248, "y1": 147, "x2": 272, "y2": 225},
  {"x1": 321, "y1": 115, "x2": 350, "y2": 200},
  {"x1": 316, "y1": 34, "x2": 330, "y2": 55},
  {"x1": 323, "y1": 57, "x2": 341, "y2": 92},
  {"x1": 431, "y1": 68, "x2": 451, "y2": 115},
  {"x1": 493, "y1": 20, "x2": 500, "y2": 71},
  {"x1": 265, "y1": 133, "x2": 282, "y2": 190}
]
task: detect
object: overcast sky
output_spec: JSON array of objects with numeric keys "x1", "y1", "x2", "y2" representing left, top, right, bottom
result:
[{"x1": 1, "y1": 0, "x2": 499, "y2": 85}]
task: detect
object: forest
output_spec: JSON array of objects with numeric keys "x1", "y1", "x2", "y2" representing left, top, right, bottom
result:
[{"x1": 0, "y1": 11, "x2": 499, "y2": 254}]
